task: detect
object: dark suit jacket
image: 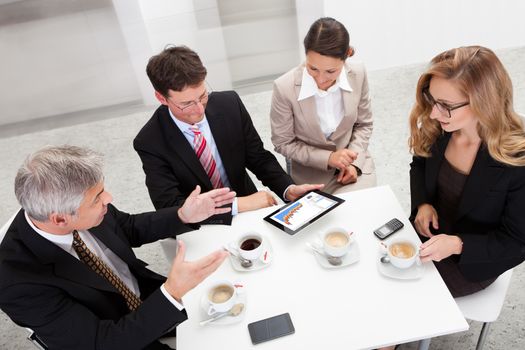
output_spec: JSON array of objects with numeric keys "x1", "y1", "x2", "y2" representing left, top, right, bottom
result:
[
  {"x1": 134, "y1": 90, "x2": 293, "y2": 225},
  {"x1": 409, "y1": 132, "x2": 525, "y2": 281},
  {"x1": 0, "y1": 205, "x2": 195, "y2": 350}
]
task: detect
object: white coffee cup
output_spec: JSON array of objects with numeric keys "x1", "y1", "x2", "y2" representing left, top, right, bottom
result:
[
  {"x1": 237, "y1": 232, "x2": 263, "y2": 261},
  {"x1": 321, "y1": 227, "x2": 352, "y2": 258},
  {"x1": 206, "y1": 280, "x2": 236, "y2": 315},
  {"x1": 387, "y1": 240, "x2": 418, "y2": 269}
]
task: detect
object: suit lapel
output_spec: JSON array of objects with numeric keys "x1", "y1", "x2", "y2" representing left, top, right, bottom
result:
[
  {"x1": 52, "y1": 252, "x2": 118, "y2": 294},
  {"x1": 206, "y1": 97, "x2": 236, "y2": 183},
  {"x1": 456, "y1": 146, "x2": 505, "y2": 221},
  {"x1": 331, "y1": 66, "x2": 356, "y2": 141},
  {"x1": 426, "y1": 134, "x2": 506, "y2": 222},
  {"x1": 427, "y1": 133, "x2": 450, "y2": 198},
  {"x1": 89, "y1": 223, "x2": 137, "y2": 268},
  {"x1": 158, "y1": 107, "x2": 212, "y2": 188},
  {"x1": 17, "y1": 216, "x2": 117, "y2": 294}
]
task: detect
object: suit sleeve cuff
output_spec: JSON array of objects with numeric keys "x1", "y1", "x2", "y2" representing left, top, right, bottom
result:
[
  {"x1": 351, "y1": 152, "x2": 366, "y2": 171},
  {"x1": 161, "y1": 284, "x2": 185, "y2": 311},
  {"x1": 283, "y1": 185, "x2": 293, "y2": 202},
  {"x1": 350, "y1": 164, "x2": 362, "y2": 176}
]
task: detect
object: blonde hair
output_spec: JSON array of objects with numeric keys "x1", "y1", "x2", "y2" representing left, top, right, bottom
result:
[{"x1": 408, "y1": 45, "x2": 525, "y2": 166}]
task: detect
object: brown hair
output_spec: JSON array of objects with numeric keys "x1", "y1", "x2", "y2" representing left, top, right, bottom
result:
[
  {"x1": 303, "y1": 17, "x2": 354, "y2": 60},
  {"x1": 408, "y1": 45, "x2": 525, "y2": 166},
  {"x1": 146, "y1": 45, "x2": 207, "y2": 96}
]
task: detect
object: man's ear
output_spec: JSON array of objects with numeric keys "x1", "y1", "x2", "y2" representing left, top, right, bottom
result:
[
  {"x1": 155, "y1": 91, "x2": 169, "y2": 105},
  {"x1": 49, "y1": 213, "x2": 69, "y2": 227}
]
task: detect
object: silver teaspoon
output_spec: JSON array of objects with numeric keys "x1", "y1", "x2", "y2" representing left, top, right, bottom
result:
[
  {"x1": 199, "y1": 303, "x2": 245, "y2": 326},
  {"x1": 305, "y1": 242, "x2": 343, "y2": 266},
  {"x1": 223, "y1": 246, "x2": 253, "y2": 268}
]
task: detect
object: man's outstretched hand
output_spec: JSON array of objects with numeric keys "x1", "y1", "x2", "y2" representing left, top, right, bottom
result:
[
  {"x1": 178, "y1": 185, "x2": 236, "y2": 223},
  {"x1": 164, "y1": 240, "x2": 228, "y2": 301}
]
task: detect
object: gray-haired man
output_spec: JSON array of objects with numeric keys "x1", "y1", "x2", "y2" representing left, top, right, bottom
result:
[{"x1": 0, "y1": 145, "x2": 235, "y2": 349}]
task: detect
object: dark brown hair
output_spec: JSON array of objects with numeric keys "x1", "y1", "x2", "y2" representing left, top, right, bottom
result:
[
  {"x1": 146, "y1": 45, "x2": 207, "y2": 96},
  {"x1": 303, "y1": 17, "x2": 353, "y2": 60}
]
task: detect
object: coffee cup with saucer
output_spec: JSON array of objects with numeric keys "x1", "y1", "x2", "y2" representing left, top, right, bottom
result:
[
  {"x1": 237, "y1": 231, "x2": 264, "y2": 261},
  {"x1": 226, "y1": 232, "x2": 273, "y2": 272},
  {"x1": 199, "y1": 280, "x2": 246, "y2": 325},
  {"x1": 377, "y1": 240, "x2": 424, "y2": 279},
  {"x1": 308, "y1": 227, "x2": 360, "y2": 268},
  {"x1": 321, "y1": 226, "x2": 353, "y2": 258}
]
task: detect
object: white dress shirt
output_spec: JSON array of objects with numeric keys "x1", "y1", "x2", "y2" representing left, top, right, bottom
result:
[
  {"x1": 298, "y1": 67, "x2": 353, "y2": 138},
  {"x1": 25, "y1": 212, "x2": 183, "y2": 310}
]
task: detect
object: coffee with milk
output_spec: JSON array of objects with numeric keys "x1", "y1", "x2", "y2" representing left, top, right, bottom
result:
[
  {"x1": 389, "y1": 242, "x2": 416, "y2": 259},
  {"x1": 324, "y1": 232, "x2": 349, "y2": 247},
  {"x1": 209, "y1": 284, "x2": 234, "y2": 304}
]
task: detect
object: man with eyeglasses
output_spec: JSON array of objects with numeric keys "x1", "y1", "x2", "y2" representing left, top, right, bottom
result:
[{"x1": 134, "y1": 46, "x2": 322, "y2": 225}]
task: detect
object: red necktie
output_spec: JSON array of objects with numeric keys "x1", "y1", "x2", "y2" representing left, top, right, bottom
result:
[{"x1": 190, "y1": 125, "x2": 224, "y2": 189}]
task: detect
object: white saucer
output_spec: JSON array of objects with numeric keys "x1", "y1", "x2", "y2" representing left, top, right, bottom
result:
[
  {"x1": 199, "y1": 283, "x2": 247, "y2": 326},
  {"x1": 310, "y1": 240, "x2": 360, "y2": 269},
  {"x1": 227, "y1": 239, "x2": 273, "y2": 272},
  {"x1": 376, "y1": 254, "x2": 425, "y2": 280}
]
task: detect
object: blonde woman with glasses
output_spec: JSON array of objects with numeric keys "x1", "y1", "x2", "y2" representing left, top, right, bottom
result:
[{"x1": 409, "y1": 45, "x2": 525, "y2": 298}]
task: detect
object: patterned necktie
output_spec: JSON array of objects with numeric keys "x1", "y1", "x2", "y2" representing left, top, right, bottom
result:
[
  {"x1": 190, "y1": 125, "x2": 224, "y2": 189},
  {"x1": 72, "y1": 231, "x2": 142, "y2": 311}
]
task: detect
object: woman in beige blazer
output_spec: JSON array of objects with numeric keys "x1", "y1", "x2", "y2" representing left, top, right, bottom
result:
[{"x1": 270, "y1": 17, "x2": 375, "y2": 194}]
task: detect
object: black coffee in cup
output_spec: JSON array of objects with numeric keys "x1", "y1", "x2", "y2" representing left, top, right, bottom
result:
[{"x1": 240, "y1": 238, "x2": 261, "y2": 251}]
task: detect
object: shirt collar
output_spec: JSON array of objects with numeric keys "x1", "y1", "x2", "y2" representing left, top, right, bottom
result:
[
  {"x1": 338, "y1": 67, "x2": 352, "y2": 92},
  {"x1": 298, "y1": 66, "x2": 352, "y2": 101},
  {"x1": 168, "y1": 108, "x2": 209, "y2": 135},
  {"x1": 25, "y1": 211, "x2": 73, "y2": 251}
]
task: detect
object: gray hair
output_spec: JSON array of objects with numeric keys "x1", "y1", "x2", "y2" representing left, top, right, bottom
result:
[{"x1": 14, "y1": 145, "x2": 104, "y2": 221}]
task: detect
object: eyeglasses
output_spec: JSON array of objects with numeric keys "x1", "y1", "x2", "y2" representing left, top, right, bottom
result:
[
  {"x1": 169, "y1": 89, "x2": 210, "y2": 112},
  {"x1": 422, "y1": 89, "x2": 469, "y2": 118}
]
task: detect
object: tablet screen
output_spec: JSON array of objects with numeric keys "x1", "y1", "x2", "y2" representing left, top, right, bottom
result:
[{"x1": 263, "y1": 190, "x2": 344, "y2": 234}]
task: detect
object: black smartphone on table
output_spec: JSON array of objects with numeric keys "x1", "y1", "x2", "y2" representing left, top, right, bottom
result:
[
  {"x1": 373, "y1": 218, "x2": 404, "y2": 240},
  {"x1": 248, "y1": 313, "x2": 295, "y2": 345}
]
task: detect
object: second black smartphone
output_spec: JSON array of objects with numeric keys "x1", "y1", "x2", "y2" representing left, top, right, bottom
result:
[{"x1": 248, "y1": 313, "x2": 295, "y2": 345}]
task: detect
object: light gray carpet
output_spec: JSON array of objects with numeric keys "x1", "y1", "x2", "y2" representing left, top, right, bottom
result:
[{"x1": 1, "y1": 47, "x2": 524, "y2": 349}]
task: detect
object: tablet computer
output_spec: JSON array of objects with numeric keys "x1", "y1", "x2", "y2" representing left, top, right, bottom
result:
[{"x1": 263, "y1": 190, "x2": 344, "y2": 235}]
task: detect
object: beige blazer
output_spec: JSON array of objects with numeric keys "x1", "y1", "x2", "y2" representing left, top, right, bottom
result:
[{"x1": 270, "y1": 62, "x2": 375, "y2": 187}]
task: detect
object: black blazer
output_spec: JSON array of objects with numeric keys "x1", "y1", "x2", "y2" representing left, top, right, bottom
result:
[
  {"x1": 0, "y1": 205, "x2": 194, "y2": 350},
  {"x1": 134, "y1": 90, "x2": 293, "y2": 225},
  {"x1": 410, "y1": 133, "x2": 525, "y2": 281}
]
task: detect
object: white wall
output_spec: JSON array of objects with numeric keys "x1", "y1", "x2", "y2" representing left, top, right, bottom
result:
[
  {"x1": 217, "y1": 0, "x2": 300, "y2": 86},
  {"x1": 135, "y1": 0, "x2": 233, "y2": 92},
  {"x1": 4, "y1": 0, "x2": 523, "y2": 124},
  {"x1": 0, "y1": 2, "x2": 141, "y2": 125},
  {"x1": 321, "y1": 0, "x2": 525, "y2": 70},
  {"x1": 112, "y1": 0, "x2": 156, "y2": 106}
]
